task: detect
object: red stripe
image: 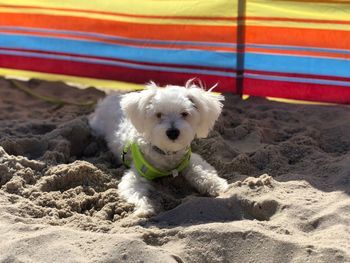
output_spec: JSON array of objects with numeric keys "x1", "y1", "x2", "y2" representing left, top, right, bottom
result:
[
  {"x1": 0, "y1": 54, "x2": 236, "y2": 93},
  {"x1": 244, "y1": 78, "x2": 350, "y2": 104},
  {"x1": 0, "y1": 4, "x2": 236, "y2": 21},
  {"x1": 245, "y1": 70, "x2": 350, "y2": 83}
]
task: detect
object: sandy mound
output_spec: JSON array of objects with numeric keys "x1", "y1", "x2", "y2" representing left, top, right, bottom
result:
[{"x1": 0, "y1": 78, "x2": 349, "y2": 262}]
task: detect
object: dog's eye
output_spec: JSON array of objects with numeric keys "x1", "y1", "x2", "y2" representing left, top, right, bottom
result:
[
  {"x1": 156, "y1": 112, "x2": 162, "y2": 119},
  {"x1": 181, "y1": 112, "x2": 188, "y2": 118}
]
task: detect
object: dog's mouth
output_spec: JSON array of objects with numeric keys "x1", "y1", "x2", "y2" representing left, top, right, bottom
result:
[
  {"x1": 152, "y1": 145, "x2": 187, "y2": 155},
  {"x1": 154, "y1": 139, "x2": 189, "y2": 154}
]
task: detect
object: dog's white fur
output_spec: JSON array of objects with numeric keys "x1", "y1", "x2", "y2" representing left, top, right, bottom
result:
[{"x1": 89, "y1": 80, "x2": 228, "y2": 217}]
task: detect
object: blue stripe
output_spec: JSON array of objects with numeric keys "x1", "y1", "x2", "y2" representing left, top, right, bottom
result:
[
  {"x1": 0, "y1": 33, "x2": 236, "y2": 69},
  {"x1": 6, "y1": 27, "x2": 349, "y2": 56},
  {"x1": 0, "y1": 49, "x2": 236, "y2": 77},
  {"x1": 245, "y1": 73, "x2": 350, "y2": 87},
  {"x1": 245, "y1": 53, "x2": 350, "y2": 78},
  {"x1": 246, "y1": 44, "x2": 350, "y2": 56},
  {"x1": 0, "y1": 26, "x2": 236, "y2": 48}
]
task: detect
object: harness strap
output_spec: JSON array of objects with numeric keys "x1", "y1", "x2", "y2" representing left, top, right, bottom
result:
[{"x1": 121, "y1": 142, "x2": 191, "y2": 180}]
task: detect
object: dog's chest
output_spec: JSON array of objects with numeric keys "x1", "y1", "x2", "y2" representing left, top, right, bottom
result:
[{"x1": 144, "y1": 150, "x2": 185, "y2": 171}]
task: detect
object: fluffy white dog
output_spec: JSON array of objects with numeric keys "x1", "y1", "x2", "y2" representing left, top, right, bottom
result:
[{"x1": 89, "y1": 80, "x2": 228, "y2": 217}]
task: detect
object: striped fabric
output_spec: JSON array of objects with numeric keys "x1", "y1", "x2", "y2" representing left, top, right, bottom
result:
[
  {"x1": 0, "y1": 1, "x2": 349, "y2": 103},
  {"x1": 243, "y1": 0, "x2": 350, "y2": 104},
  {"x1": 0, "y1": 0, "x2": 237, "y2": 92}
]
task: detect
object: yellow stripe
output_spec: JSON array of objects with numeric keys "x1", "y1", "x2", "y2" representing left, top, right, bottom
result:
[
  {"x1": 248, "y1": 0, "x2": 350, "y2": 21},
  {"x1": 266, "y1": 96, "x2": 336, "y2": 105},
  {"x1": 6, "y1": 0, "x2": 348, "y2": 22},
  {"x1": 0, "y1": 0, "x2": 237, "y2": 26},
  {"x1": 4, "y1": 0, "x2": 236, "y2": 18},
  {"x1": 246, "y1": 0, "x2": 350, "y2": 31},
  {"x1": 0, "y1": 68, "x2": 144, "y2": 91},
  {"x1": 242, "y1": 94, "x2": 335, "y2": 105},
  {"x1": 0, "y1": 8, "x2": 236, "y2": 26}
]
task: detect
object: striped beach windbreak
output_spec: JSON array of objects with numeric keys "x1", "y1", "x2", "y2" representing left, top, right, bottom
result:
[{"x1": 0, "y1": 1, "x2": 350, "y2": 103}]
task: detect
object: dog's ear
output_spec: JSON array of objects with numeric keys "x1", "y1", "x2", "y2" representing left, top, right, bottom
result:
[
  {"x1": 120, "y1": 87, "x2": 157, "y2": 134},
  {"x1": 187, "y1": 86, "x2": 224, "y2": 138}
]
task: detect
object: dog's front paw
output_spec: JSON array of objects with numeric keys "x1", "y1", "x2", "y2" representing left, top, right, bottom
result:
[
  {"x1": 208, "y1": 178, "x2": 229, "y2": 197},
  {"x1": 133, "y1": 206, "x2": 157, "y2": 218}
]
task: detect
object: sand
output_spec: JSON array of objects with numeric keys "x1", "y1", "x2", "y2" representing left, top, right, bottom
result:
[{"x1": 0, "y1": 77, "x2": 349, "y2": 263}]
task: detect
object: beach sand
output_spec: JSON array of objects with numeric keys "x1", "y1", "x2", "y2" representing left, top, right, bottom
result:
[{"x1": 0, "y1": 78, "x2": 349, "y2": 262}]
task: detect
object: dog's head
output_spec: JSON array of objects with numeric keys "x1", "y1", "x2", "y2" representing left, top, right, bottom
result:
[{"x1": 120, "y1": 80, "x2": 224, "y2": 152}]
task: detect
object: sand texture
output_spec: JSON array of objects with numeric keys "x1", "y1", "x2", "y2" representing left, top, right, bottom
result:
[{"x1": 0, "y1": 78, "x2": 349, "y2": 263}]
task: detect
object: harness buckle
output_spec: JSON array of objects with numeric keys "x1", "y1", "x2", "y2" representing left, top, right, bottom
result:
[{"x1": 172, "y1": 169, "x2": 179, "y2": 178}]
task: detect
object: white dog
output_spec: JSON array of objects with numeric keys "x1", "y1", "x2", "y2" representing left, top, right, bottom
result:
[{"x1": 89, "y1": 80, "x2": 228, "y2": 217}]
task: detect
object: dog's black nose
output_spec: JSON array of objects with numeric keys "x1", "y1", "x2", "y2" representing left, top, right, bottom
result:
[{"x1": 166, "y1": 128, "x2": 180, "y2": 140}]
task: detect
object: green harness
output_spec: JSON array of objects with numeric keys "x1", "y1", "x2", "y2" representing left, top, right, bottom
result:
[{"x1": 121, "y1": 142, "x2": 191, "y2": 180}]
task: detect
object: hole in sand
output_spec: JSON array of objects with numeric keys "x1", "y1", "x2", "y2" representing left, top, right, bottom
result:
[
  {"x1": 240, "y1": 198, "x2": 279, "y2": 221},
  {"x1": 149, "y1": 195, "x2": 280, "y2": 227}
]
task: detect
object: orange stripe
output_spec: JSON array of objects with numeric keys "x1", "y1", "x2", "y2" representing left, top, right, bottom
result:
[
  {"x1": 245, "y1": 47, "x2": 350, "y2": 60},
  {"x1": 0, "y1": 4, "x2": 236, "y2": 21},
  {"x1": 0, "y1": 12, "x2": 236, "y2": 43},
  {"x1": 246, "y1": 26, "x2": 350, "y2": 50},
  {"x1": 0, "y1": 30, "x2": 235, "y2": 52},
  {"x1": 271, "y1": 0, "x2": 350, "y2": 4}
]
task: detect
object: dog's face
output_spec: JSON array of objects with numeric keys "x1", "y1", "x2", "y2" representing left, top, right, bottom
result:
[{"x1": 120, "y1": 81, "x2": 224, "y2": 152}]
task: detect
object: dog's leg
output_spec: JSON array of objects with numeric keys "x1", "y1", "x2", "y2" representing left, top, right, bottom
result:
[
  {"x1": 184, "y1": 153, "x2": 228, "y2": 196},
  {"x1": 118, "y1": 169, "x2": 159, "y2": 217}
]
